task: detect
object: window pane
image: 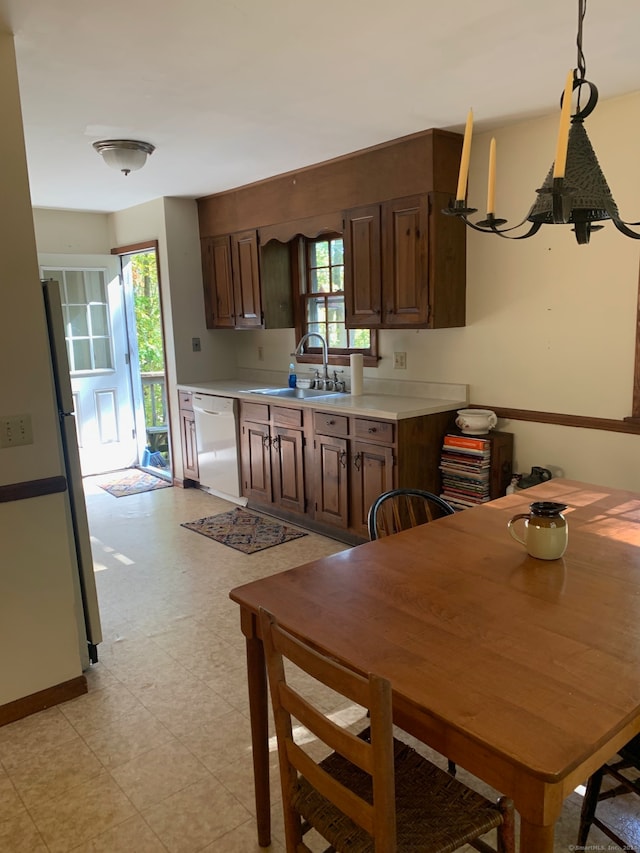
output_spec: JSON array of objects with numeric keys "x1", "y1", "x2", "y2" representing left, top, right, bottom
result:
[
  {"x1": 93, "y1": 338, "x2": 113, "y2": 369},
  {"x1": 65, "y1": 305, "x2": 88, "y2": 336},
  {"x1": 310, "y1": 268, "x2": 330, "y2": 293},
  {"x1": 308, "y1": 322, "x2": 324, "y2": 339},
  {"x1": 72, "y1": 339, "x2": 92, "y2": 371},
  {"x1": 309, "y1": 241, "x2": 329, "y2": 268},
  {"x1": 328, "y1": 323, "x2": 347, "y2": 349},
  {"x1": 306, "y1": 297, "x2": 326, "y2": 324},
  {"x1": 327, "y1": 296, "x2": 344, "y2": 322},
  {"x1": 331, "y1": 266, "x2": 344, "y2": 291},
  {"x1": 330, "y1": 239, "x2": 344, "y2": 265},
  {"x1": 348, "y1": 328, "x2": 371, "y2": 348},
  {"x1": 84, "y1": 270, "x2": 105, "y2": 302},
  {"x1": 65, "y1": 271, "x2": 85, "y2": 303},
  {"x1": 90, "y1": 304, "x2": 109, "y2": 336}
]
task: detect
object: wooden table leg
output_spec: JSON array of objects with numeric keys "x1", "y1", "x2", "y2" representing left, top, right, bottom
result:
[
  {"x1": 246, "y1": 632, "x2": 271, "y2": 847},
  {"x1": 519, "y1": 817, "x2": 555, "y2": 853}
]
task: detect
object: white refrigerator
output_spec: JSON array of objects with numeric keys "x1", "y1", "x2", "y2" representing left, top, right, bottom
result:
[{"x1": 42, "y1": 279, "x2": 102, "y2": 668}]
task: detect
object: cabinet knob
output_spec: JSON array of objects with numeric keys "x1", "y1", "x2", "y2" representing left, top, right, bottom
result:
[
  {"x1": 327, "y1": 419, "x2": 335, "y2": 425},
  {"x1": 368, "y1": 427, "x2": 376, "y2": 433}
]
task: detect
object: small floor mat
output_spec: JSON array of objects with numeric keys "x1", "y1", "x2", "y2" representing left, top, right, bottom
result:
[
  {"x1": 181, "y1": 507, "x2": 308, "y2": 554},
  {"x1": 97, "y1": 469, "x2": 172, "y2": 498}
]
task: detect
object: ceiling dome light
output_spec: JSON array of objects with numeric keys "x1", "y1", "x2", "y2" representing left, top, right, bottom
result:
[{"x1": 92, "y1": 139, "x2": 155, "y2": 176}]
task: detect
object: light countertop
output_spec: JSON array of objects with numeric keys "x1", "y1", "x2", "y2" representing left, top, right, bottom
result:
[{"x1": 177, "y1": 378, "x2": 468, "y2": 421}]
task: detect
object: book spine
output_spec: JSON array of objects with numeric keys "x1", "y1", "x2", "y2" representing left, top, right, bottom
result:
[{"x1": 443, "y1": 434, "x2": 490, "y2": 451}]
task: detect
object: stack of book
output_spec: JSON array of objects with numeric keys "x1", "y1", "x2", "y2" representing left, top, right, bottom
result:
[{"x1": 439, "y1": 433, "x2": 492, "y2": 510}]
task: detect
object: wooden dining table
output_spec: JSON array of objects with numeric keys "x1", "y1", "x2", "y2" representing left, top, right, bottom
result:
[{"x1": 229, "y1": 478, "x2": 640, "y2": 851}]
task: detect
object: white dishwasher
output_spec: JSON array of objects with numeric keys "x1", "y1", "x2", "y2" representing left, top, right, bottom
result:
[{"x1": 192, "y1": 394, "x2": 245, "y2": 504}]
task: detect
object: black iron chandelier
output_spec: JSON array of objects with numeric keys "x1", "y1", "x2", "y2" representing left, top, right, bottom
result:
[{"x1": 443, "y1": 0, "x2": 639, "y2": 244}]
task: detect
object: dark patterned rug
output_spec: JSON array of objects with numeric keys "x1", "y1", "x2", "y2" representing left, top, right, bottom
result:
[
  {"x1": 181, "y1": 507, "x2": 308, "y2": 554},
  {"x1": 98, "y1": 469, "x2": 172, "y2": 498}
]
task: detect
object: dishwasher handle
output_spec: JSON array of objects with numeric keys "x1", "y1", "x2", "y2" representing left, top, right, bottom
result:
[{"x1": 193, "y1": 395, "x2": 236, "y2": 417}]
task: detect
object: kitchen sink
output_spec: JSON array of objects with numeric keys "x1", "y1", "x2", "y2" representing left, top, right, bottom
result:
[{"x1": 248, "y1": 387, "x2": 345, "y2": 399}]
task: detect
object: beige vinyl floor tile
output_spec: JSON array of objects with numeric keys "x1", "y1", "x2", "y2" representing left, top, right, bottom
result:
[
  {"x1": 140, "y1": 774, "x2": 251, "y2": 852},
  {"x1": 28, "y1": 771, "x2": 136, "y2": 853},
  {"x1": 108, "y1": 738, "x2": 209, "y2": 811},
  {"x1": 68, "y1": 814, "x2": 166, "y2": 852},
  {"x1": 2, "y1": 477, "x2": 638, "y2": 851},
  {"x1": 0, "y1": 809, "x2": 49, "y2": 852},
  {"x1": 8, "y1": 737, "x2": 103, "y2": 809}
]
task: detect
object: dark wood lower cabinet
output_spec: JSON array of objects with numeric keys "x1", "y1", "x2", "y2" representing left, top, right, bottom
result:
[
  {"x1": 350, "y1": 441, "x2": 395, "y2": 539},
  {"x1": 240, "y1": 401, "x2": 456, "y2": 544},
  {"x1": 313, "y1": 434, "x2": 349, "y2": 529},
  {"x1": 241, "y1": 419, "x2": 272, "y2": 504},
  {"x1": 240, "y1": 402, "x2": 306, "y2": 516},
  {"x1": 271, "y1": 426, "x2": 305, "y2": 515}
]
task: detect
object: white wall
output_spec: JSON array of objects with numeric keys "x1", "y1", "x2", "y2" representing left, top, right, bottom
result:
[{"x1": 0, "y1": 33, "x2": 83, "y2": 705}]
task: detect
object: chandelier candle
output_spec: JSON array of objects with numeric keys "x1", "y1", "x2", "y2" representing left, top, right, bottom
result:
[
  {"x1": 553, "y1": 70, "x2": 575, "y2": 179},
  {"x1": 486, "y1": 138, "x2": 497, "y2": 216},
  {"x1": 455, "y1": 109, "x2": 473, "y2": 201}
]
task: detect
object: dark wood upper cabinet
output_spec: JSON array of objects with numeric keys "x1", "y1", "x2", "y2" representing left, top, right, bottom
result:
[
  {"x1": 201, "y1": 235, "x2": 235, "y2": 329},
  {"x1": 382, "y1": 196, "x2": 429, "y2": 327},
  {"x1": 232, "y1": 230, "x2": 262, "y2": 328},
  {"x1": 345, "y1": 193, "x2": 464, "y2": 330},
  {"x1": 343, "y1": 204, "x2": 382, "y2": 327},
  {"x1": 202, "y1": 230, "x2": 293, "y2": 330}
]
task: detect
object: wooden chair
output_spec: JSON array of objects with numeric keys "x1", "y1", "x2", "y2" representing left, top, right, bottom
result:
[
  {"x1": 259, "y1": 607, "x2": 515, "y2": 853},
  {"x1": 367, "y1": 488, "x2": 455, "y2": 541},
  {"x1": 577, "y1": 733, "x2": 640, "y2": 852},
  {"x1": 367, "y1": 487, "x2": 458, "y2": 777}
]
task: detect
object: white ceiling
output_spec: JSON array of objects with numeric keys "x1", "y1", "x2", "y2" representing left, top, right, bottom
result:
[{"x1": 2, "y1": 0, "x2": 640, "y2": 214}]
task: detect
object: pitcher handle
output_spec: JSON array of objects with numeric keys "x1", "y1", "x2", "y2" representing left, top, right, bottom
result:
[
  {"x1": 508, "y1": 513, "x2": 529, "y2": 546},
  {"x1": 488, "y1": 411, "x2": 498, "y2": 430}
]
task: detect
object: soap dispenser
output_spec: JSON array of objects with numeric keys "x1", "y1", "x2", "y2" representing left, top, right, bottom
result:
[{"x1": 288, "y1": 363, "x2": 297, "y2": 388}]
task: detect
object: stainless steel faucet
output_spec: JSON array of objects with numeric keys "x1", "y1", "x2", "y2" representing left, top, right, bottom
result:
[{"x1": 292, "y1": 333, "x2": 330, "y2": 388}]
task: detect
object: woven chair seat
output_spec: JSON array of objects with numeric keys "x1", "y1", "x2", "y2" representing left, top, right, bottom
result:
[{"x1": 293, "y1": 736, "x2": 505, "y2": 852}]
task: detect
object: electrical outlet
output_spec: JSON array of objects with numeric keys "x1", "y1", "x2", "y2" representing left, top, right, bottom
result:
[
  {"x1": 258, "y1": 346, "x2": 264, "y2": 361},
  {"x1": 0, "y1": 414, "x2": 33, "y2": 448},
  {"x1": 192, "y1": 337, "x2": 201, "y2": 352},
  {"x1": 393, "y1": 352, "x2": 407, "y2": 369}
]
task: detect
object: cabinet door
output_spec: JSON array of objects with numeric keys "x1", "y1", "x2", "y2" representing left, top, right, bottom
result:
[
  {"x1": 381, "y1": 195, "x2": 429, "y2": 327},
  {"x1": 272, "y1": 426, "x2": 305, "y2": 514},
  {"x1": 240, "y1": 420, "x2": 272, "y2": 503},
  {"x1": 181, "y1": 411, "x2": 199, "y2": 480},
  {"x1": 232, "y1": 229, "x2": 263, "y2": 328},
  {"x1": 201, "y1": 236, "x2": 236, "y2": 329},
  {"x1": 344, "y1": 204, "x2": 382, "y2": 328},
  {"x1": 350, "y1": 441, "x2": 395, "y2": 538},
  {"x1": 313, "y1": 434, "x2": 349, "y2": 529}
]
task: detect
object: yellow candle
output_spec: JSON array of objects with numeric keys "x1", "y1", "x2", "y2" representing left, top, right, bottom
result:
[
  {"x1": 487, "y1": 138, "x2": 497, "y2": 215},
  {"x1": 456, "y1": 109, "x2": 474, "y2": 201},
  {"x1": 553, "y1": 70, "x2": 574, "y2": 179}
]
